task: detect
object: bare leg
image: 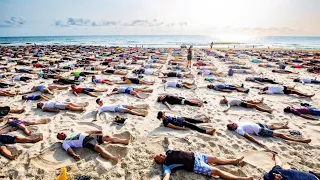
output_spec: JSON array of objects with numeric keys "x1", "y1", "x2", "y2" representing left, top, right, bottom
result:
[
  {"x1": 211, "y1": 167, "x2": 253, "y2": 180},
  {"x1": 9, "y1": 108, "x2": 25, "y2": 114},
  {"x1": 208, "y1": 156, "x2": 244, "y2": 165},
  {"x1": 68, "y1": 102, "x2": 88, "y2": 107},
  {"x1": 18, "y1": 124, "x2": 32, "y2": 136},
  {"x1": 126, "y1": 105, "x2": 149, "y2": 110},
  {"x1": 247, "y1": 103, "x2": 272, "y2": 113},
  {"x1": 267, "y1": 123, "x2": 289, "y2": 130},
  {"x1": 0, "y1": 146, "x2": 16, "y2": 160},
  {"x1": 131, "y1": 92, "x2": 145, "y2": 99},
  {"x1": 135, "y1": 88, "x2": 153, "y2": 93},
  {"x1": 40, "y1": 94, "x2": 50, "y2": 101},
  {"x1": 94, "y1": 145, "x2": 120, "y2": 163},
  {"x1": 43, "y1": 89, "x2": 54, "y2": 95},
  {"x1": 290, "y1": 90, "x2": 315, "y2": 97},
  {"x1": 183, "y1": 81, "x2": 195, "y2": 85},
  {"x1": 93, "y1": 89, "x2": 107, "y2": 92},
  {"x1": 273, "y1": 132, "x2": 311, "y2": 143},
  {"x1": 182, "y1": 84, "x2": 194, "y2": 89},
  {"x1": 66, "y1": 105, "x2": 85, "y2": 111},
  {"x1": 87, "y1": 92, "x2": 98, "y2": 97},
  {"x1": 124, "y1": 109, "x2": 148, "y2": 117},
  {"x1": 246, "y1": 97, "x2": 264, "y2": 104},
  {"x1": 14, "y1": 135, "x2": 43, "y2": 143},
  {"x1": 26, "y1": 119, "x2": 49, "y2": 125},
  {"x1": 102, "y1": 136, "x2": 130, "y2": 145}
]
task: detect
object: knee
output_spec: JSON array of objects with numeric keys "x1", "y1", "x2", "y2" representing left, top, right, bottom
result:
[{"x1": 211, "y1": 168, "x2": 221, "y2": 176}]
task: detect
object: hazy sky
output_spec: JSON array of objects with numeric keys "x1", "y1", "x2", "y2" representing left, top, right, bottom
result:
[{"x1": 0, "y1": 0, "x2": 319, "y2": 37}]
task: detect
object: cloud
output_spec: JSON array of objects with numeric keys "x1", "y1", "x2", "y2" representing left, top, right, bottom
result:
[
  {"x1": 122, "y1": 19, "x2": 164, "y2": 26},
  {"x1": 166, "y1": 21, "x2": 188, "y2": 27},
  {"x1": 0, "y1": 17, "x2": 26, "y2": 27},
  {"x1": 55, "y1": 18, "x2": 117, "y2": 27}
]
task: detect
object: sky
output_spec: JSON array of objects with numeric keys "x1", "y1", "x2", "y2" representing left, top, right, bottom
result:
[{"x1": 0, "y1": 0, "x2": 319, "y2": 37}]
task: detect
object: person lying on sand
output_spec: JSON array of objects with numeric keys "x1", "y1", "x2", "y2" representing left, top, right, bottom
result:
[
  {"x1": 245, "y1": 77, "x2": 280, "y2": 85},
  {"x1": 228, "y1": 65, "x2": 251, "y2": 69},
  {"x1": 133, "y1": 67, "x2": 160, "y2": 76},
  {"x1": 142, "y1": 63, "x2": 163, "y2": 69},
  {"x1": 197, "y1": 66, "x2": 217, "y2": 71},
  {"x1": 156, "y1": 111, "x2": 215, "y2": 135},
  {"x1": 0, "y1": 134, "x2": 43, "y2": 160},
  {"x1": 0, "y1": 106, "x2": 25, "y2": 115},
  {"x1": 228, "y1": 69, "x2": 254, "y2": 75},
  {"x1": 154, "y1": 137, "x2": 253, "y2": 180},
  {"x1": 284, "y1": 105, "x2": 320, "y2": 120},
  {"x1": 92, "y1": 75, "x2": 113, "y2": 85},
  {"x1": 20, "y1": 84, "x2": 68, "y2": 95},
  {"x1": 115, "y1": 77, "x2": 155, "y2": 85},
  {"x1": 197, "y1": 70, "x2": 224, "y2": 76},
  {"x1": 227, "y1": 121, "x2": 311, "y2": 147},
  {"x1": 84, "y1": 66, "x2": 106, "y2": 71},
  {"x1": 15, "y1": 68, "x2": 38, "y2": 74},
  {"x1": 220, "y1": 96, "x2": 272, "y2": 113},
  {"x1": 207, "y1": 84, "x2": 249, "y2": 93},
  {"x1": 37, "y1": 100, "x2": 88, "y2": 112},
  {"x1": 159, "y1": 72, "x2": 194, "y2": 78},
  {"x1": 157, "y1": 95, "x2": 206, "y2": 110},
  {"x1": 38, "y1": 73, "x2": 63, "y2": 79},
  {"x1": 113, "y1": 65, "x2": 135, "y2": 70},
  {"x1": 204, "y1": 77, "x2": 224, "y2": 82},
  {"x1": 162, "y1": 79, "x2": 195, "y2": 90},
  {"x1": 53, "y1": 78, "x2": 80, "y2": 85},
  {"x1": 263, "y1": 154, "x2": 319, "y2": 180},
  {"x1": 272, "y1": 69, "x2": 298, "y2": 74},
  {"x1": 71, "y1": 85, "x2": 107, "y2": 97},
  {"x1": 293, "y1": 77, "x2": 320, "y2": 84},
  {"x1": 101, "y1": 69, "x2": 128, "y2": 75},
  {"x1": 167, "y1": 65, "x2": 188, "y2": 72},
  {"x1": 95, "y1": 98, "x2": 148, "y2": 118},
  {"x1": 12, "y1": 75, "x2": 36, "y2": 82},
  {"x1": 56, "y1": 130, "x2": 130, "y2": 163},
  {"x1": 251, "y1": 85, "x2": 315, "y2": 97},
  {"x1": 22, "y1": 94, "x2": 50, "y2": 101},
  {"x1": 71, "y1": 71, "x2": 97, "y2": 77},
  {"x1": 108, "y1": 87, "x2": 153, "y2": 99},
  {"x1": 0, "y1": 117, "x2": 49, "y2": 136}
]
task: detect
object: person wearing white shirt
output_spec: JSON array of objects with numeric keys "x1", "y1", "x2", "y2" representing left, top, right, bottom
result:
[
  {"x1": 227, "y1": 121, "x2": 311, "y2": 148},
  {"x1": 252, "y1": 85, "x2": 315, "y2": 97},
  {"x1": 162, "y1": 79, "x2": 195, "y2": 90},
  {"x1": 220, "y1": 96, "x2": 272, "y2": 113},
  {"x1": 57, "y1": 130, "x2": 130, "y2": 163},
  {"x1": 95, "y1": 98, "x2": 149, "y2": 120},
  {"x1": 293, "y1": 77, "x2": 320, "y2": 84}
]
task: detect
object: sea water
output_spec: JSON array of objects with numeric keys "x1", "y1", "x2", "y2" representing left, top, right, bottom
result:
[{"x1": 0, "y1": 35, "x2": 320, "y2": 49}]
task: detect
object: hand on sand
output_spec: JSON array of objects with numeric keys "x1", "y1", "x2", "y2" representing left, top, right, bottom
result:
[
  {"x1": 114, "y1": 155, "x2": 121, "y2": 163},
  {"x1": 73, "y1": 154, "x2": 81, "y2": 161},
  {"x1": 233, "y1": 156, "x2": 245, "y2": 166}
]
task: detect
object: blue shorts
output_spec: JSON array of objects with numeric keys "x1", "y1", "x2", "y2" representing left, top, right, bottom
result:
[
  {"x1": 125, "y1": 88, "x2": 134, "y2": 94},
  {"x1": 176, "y1": 83, "x2": 182, "y2": 88},
  {"x1": 214, "y1": 84, "x2": 235, "y2": 91},
  {"x1": 82, "y1": 88, "x2": 94, "y2": 94},
  {"x1": 257, "y1": 123, "x2": 274, "y2": 137},
  {"x1": 193, "y1": 152, "x2": 211, "y2": 176},
  {"x1": 309, "y1": 108, "x2": 320, "y2": 115},
  {"x1": 115, "y1": 105, "x2": 127, "y2": 113}
]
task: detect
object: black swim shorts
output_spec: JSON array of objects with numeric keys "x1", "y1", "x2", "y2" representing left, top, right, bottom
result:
[{"x1": 82, "y1": 135, "x2": 103, "y2": 150}]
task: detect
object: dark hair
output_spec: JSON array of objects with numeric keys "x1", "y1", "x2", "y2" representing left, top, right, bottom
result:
[
  {"x1": 157, "y1": 96, "x2": 162, "y2": 102},
  {"x1": 283, "y1": 106, "x2": 291, "y2": 113},
  {"x1": 157, "y1": 111, "x2": 163, "y2": 119},
  {"x1": 227, "y1": 124, "x2": 233, "y2": 130},
  {"x1": 37, "y1": 103, "x2": 42, "y2": 109},
  {"x1": 293, "y1": 78, "x2": 299, "y2": 82},
  {"x1": 22, "y1": 95, "x2": 26, "y2": 100},
  {"x1": 96, "y1": 98, "x2": 101, "y2": 104}
]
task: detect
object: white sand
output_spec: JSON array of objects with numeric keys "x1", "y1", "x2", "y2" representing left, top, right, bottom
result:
[{"x1": 1, "y1": 48, "x2": 320, "y2": 180}]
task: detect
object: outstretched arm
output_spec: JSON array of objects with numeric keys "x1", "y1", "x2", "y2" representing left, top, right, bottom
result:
[
  {"x1": 66, "y1": 148, "x2": 81, "y2": 160},
  {"x1": 164, "y1": 102, "x2": 172, "y2": 110},
  {"x1": 300, "y1": 114, "x2": 319, "y2": 120},
  {"x1": 223, "y1": 104, "x2": 231, "y2": 112},
  {"x1": 43, "y1": 107, "x2": 60, "y2": 112},
  {"x1": 163, "y1": 173, "x2": 170, "y2": 180},
  {"x1": 273, "y1": 154, "x2": 282, "y2": 166},
  {"x1": 72, "y1": 91, "x2": 78, "y2": 96},
  {"x1": 107, "y1": 91, "x2": 119, "y2": 96},
  {"x1": 167, "y1": 123, "x2": 188, "y2": 130},
  {"x1": 94, "y1": 110, "x2": 101, "y2": 121},
  {"x1": 243, "y1": 133, "x2": 265, "y2": 147},
  {"x1": 85, "y1": 130, "x2": 102, "y2": 134},
  {"x1": 254, "y1": 80, "x2": 264, "y2": 85}
]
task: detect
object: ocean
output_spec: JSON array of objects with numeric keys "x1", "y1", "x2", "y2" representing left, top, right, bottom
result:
[{"x1": 1, "y1": 35, "x2": 320, "y2": 49}]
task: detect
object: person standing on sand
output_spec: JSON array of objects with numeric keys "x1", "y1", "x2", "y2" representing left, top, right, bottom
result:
[
  {"x1": 210, "y1": 42, "x2": 214, "y2": 49},
  {"x1": 187, "y1": 45, "x2": 193, "y2": 68},
  {"x1": 56, "y1": 130, "x2": 130, "y2": 163},
  {"x1": 154, "y1": 137, "x2": 253, "y2": 180}
]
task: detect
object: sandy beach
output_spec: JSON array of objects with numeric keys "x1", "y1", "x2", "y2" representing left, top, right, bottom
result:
[{"x1": 0, "y1": 46, "x2": 320, "y2": 180}]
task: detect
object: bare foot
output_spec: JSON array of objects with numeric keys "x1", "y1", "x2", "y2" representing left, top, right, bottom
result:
[
  {"x1": 114, "y1": 155, "x2": 121, "y2": 163},
  {"x1": 284, "y1": 121, "x2": 289, "y2": 129},
  {"x1": 207, "y1": 129, "x2": 216, "y2": 135},
  {"x1": 18, "y1": 108, "x2": 25, "y2": 113},
  {"x1": 303, "y1": 139, "x2": 312, "y2": 143},
  {"x1": 34, "y1": 135, "x2": 43, "y2": 142},
  {"x1": 124, "y1": 138, "x2": 130, "y2": 145},
  {"x1": 260, "y1": 97, "x2": 264, "y2": 103},
  {"x1": 143, "y1": 105, "x2": 149, "y2": 110},
  {"x1": 43, "y1": 119, "x2": 49, "y2": 124},
  {"x1": 27, "y1": 131, "x2": 33, "y2": 136},
  {"x1": 233, "y1": 156, "x2": 244, "y2": 165},
  {"x1": 203, "y1": 117, "x2": 210, "y2": 123},
  {"x1": 84, "y1": 102, "x2": 89, "y2": 107},
  {"x1": 142, "y1": 111, "x2": 148, "y2": 117}
]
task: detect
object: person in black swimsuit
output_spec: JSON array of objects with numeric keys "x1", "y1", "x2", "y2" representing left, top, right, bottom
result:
[
  {"x1": 53, "y1": 78, "x2": 80, "y2": 85},
  {"x1": 101, "y1": 69, "x2": 128, "y2": 75},
  {"x1": 245, "y1": 77, "x2": 280, "y2": 85},
  {"x1": 115, "y1": 77, "x2": 155, "y2": 85},
  {"x1": 157, "y1": 95, "x2": 206, "y2": 110}
]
